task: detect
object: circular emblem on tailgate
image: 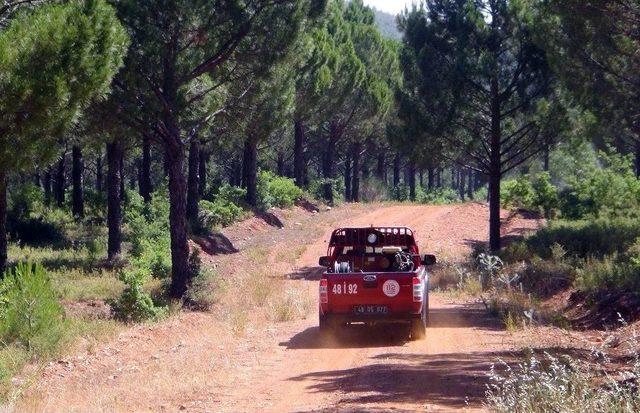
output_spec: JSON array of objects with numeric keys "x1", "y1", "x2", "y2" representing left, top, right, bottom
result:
[{"x1": 382, "y1": 280, "x2": 400, "y2": 297}]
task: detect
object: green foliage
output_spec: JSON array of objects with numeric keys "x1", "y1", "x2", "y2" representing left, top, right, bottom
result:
[
  {"x1": 527, "y1": 218, "x2": 640, "y2": 259},
  {"x1": 257, "y1": 171, "x2": 304, "y2": 209},
  {"x1": 502, "y1": 173, "x2": 559, "y2": 217},
  {"x1": 502, "y1": 176, "x2": 536, "y2": 209},
  {"x1": 559, "y1": 151, "x2": 640, "y2": 219},
  {"x1": 126, "y1": 191, "x2": 170, "y2": 258},
  {"x1": 0, "y1": 0, "x2": 129, "y2": 172},
  {"x1": 416, "y1": 188, "x2": 459, "y2": 205},
  {"x1": 531, "y1": 173, "x2": 559, "y2": 218},
  {"x1": 109, "y1": 269, "x2": 166, "y2": 323},
  {"x1": 0, "y1": 262, "x2": 64, "y2": 354},
  {"x1": 389, "y1": 183, "x2": 409, "y2": 201},
  {"x1": 198, "y1": 184, "x2": 247, "y2": 229},
  {"x1": 310, "y1": 178, "x2": 344, "y2": 204}
]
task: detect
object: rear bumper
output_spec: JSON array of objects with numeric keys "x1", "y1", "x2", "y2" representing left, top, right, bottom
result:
[{"x1": 322, "y1": 311, "x2": 422, "y2": 324}]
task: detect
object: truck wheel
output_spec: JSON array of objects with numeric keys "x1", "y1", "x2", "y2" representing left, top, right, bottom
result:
[
  {"x1": 424, "y1": 290, "x2": 430, "y2": 327},
  {"x1": 411, "y1": 317, "x2": 426, "y2": 340},
  {"x1": 319, "y1": 314, "x2": 334, "y2": 335}
]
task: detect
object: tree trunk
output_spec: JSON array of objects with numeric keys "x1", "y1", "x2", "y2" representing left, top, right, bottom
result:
[
  {"x1": 71, "y1": 145, "x2": 84, "y2": 218},
  {"x1": 119, "y1": 151, "x2": 125, "y2": 202},
  {"x1": 489, "y1": 74, "x2": 502, "y2": 252},
  {"x1": 427, "y1": 167, "x2": 434, "y2": 190},
  {"x1": 459, "y1": 167, "x2": 466, "y2": 201},
  {"x1": 96, "y1": 154, "x2": 103, "y2": 192},
  {"x1": 187, "y1": 140, "x2": 200, "y2": 221},
  {"x1": 436, "y1": 167, "x2": 442, "y2": 188},
  {"x1": 106, "y1": 141, "x2": 123, "y2": 261},
  {"x1": 419, "y1": 170, "x2": 424, "y2": 188},
  {"x1": 0, "y1": 170, "x2": 7, "y2": 275},
  {"x1": 242, "y1": 138, "x2": 258, "y2": 207},
  {"x1": 34, "y1": 171, "x2": 41, "y2": 187},
  {"x1": 55, "y1": 154, "x2": 65, "y2": 207},
  {"x1": 277, "y1": 151, "x2": 285, "y2": 177},
  {"x1": 351, "y1": 142, "x2": 361, "y2": 202},
  {"x1": 198, "y1": 150, "x2": 208, "y2": 197},
  {"x1": 376, "y1": 153, "x2": 385, "y2": 181},
  {"x1": 393, "y1": 153, "x2": 400, "y2": 187},
  {"x1": 140, "y1": 134, "x2": 152, "y2": 202},
  {"x1": 634, "y1": 140, "x2": 640, "y2": 178},
  {"x1": 344, "y1": 153, "x2": 352, "y2": 202},
  {"x1": 294, "y1": 119, "x2": 306, "y2": 187},
  {"x1": 543, "y1": 141, "x2": 550, "y2": 172},
  {"x1": 467, "y1": 168, "x2": 474, "y2": 200},
  {"x1": 44, "y1": 170, "x2": 52, "y2": 207},
  {"x1": 408, "y1": 162, "x2": 416, "y2": 201},
  {"x1": 166, "y1": 143, "x2": 191, "y2": 298},
  {"x1": 322, "y1": 123, "x2": 338, "y2": 204}
]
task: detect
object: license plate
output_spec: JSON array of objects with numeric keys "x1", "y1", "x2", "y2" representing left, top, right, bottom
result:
[{"x1": 353, "y1": 305, "x2": 388, "y2": 315}]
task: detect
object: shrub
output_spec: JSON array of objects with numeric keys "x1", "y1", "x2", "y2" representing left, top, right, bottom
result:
[
  {"x1": 310, "y1": 178, "x2": 344, "y2": 204},
  {"x1": 526, "y1": 218, "x2": 640, "y2": 259},
  {"x1": 502, "y1": 176, "x2": 535, "y2": 209},
  {"x1": 184, "y1": 268, "x2": 222, "y2": 311},
  {"x1": 109, "y1": 269, "x2": 166, "y2": 323},
  {"x1": 360, "y1": 178, "x2": 388, "y2": 202},
  {"x1": 559, "y1": 150, "x2": 640, "y2": 219},
  {"x1": 531, "y1": 172, "x2": 559, "y2": 217},
  {"x1": 389, "y1": 183, "x2": 410, "y2": 201},
  {"x1": 576, "y1": 255, "x2": 640, "y2": 294},
  {"x1": 487, "y1": 352, "x2": 640, "y2": 413},
  {"x1": 256, "y1": 171, "x2": 304, "y2": 209},
  {"x1": 127, "y1": 191, "x2": 170, "y2": 258},
  {"x1": 416, "y1": 188, "x2": 459, "y2": 204},
  {"x1": 199, "y1": 199, "x2": 245, "y2": 229},
  {"x1": 0, "y1": 262, "x2": 64, "y2": 354}
]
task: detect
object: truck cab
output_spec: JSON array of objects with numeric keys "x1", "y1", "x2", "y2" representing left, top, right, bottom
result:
[{"x1": 318, "y1": 226, "x2": 436, "y2": 339}]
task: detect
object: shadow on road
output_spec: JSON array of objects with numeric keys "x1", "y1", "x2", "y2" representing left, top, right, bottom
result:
[
  {"x1": 287, "y1": 350, "x2": 519, "y2": 410},
  {"x1": 280, "y1": 324, "x2": 410, "y2": 350},
  {"x1": 281, "y1": 304, "x2": 501, "y2": 350}
]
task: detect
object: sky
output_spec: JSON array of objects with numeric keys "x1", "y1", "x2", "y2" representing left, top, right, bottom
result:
[{"x1": 363, "y1": 0, "x2": 415, "y2": 15}]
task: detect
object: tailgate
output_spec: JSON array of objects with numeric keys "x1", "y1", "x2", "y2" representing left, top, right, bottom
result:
[{"x1": 325, "y1": 271, "x2": 421, "y2": 314}]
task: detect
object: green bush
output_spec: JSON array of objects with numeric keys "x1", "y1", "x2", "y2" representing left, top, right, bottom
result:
[
  {"x1": 109, "y1": 269, "x2": 166, "y2": 323},
  {"x1": 0, "y1": 262, "x2": 64, "y2": 354},
  {"x1": 199, "y1": 199, "x2": 245, "y2": 229},
  {"x1": 526, "y1": 218, "x2": 640, "y2": 259},
  {"x1": 416, "y1": 187, "x2": 459, "y2": 204},
  {"x1": 531, "y1": 172, "x2": 559, "y2": 217},
  {"x1": 389, "y1": 183, "x2": 409, "y2": 201},
  {"x1": 126, "y1": 191, "x2": 170, "y2": 258},
  {"x1": 576, "y1": 255, "x2": 640, "y2": 294},
  {"x1": 502, "y1": 176, "x2": 535, "y2": 209},
  {"x1": 257, "y1": 171, "x2": 303, "y2": 209},
  {"x1": 559, "y1": 150, "x2": 640, "y2": 219},
  {"x1": 310, "y1": 178, "x2": 344, "y2": 204},
  {"x1": 501, "y1": 173, "x2": 559, "y2": 216}
]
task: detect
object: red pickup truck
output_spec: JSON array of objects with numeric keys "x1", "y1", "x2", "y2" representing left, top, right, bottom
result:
[{"x1": 318, "y1": 227, "x2": 436, "y2": 339}]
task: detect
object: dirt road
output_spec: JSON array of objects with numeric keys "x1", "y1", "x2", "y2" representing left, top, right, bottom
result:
[{"x1": 20, "y1": 203, "x2": 542, "y2": 412}]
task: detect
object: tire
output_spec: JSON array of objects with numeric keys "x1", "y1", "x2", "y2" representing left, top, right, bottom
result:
[
  {"x1": 410, "y1": 317, "x2": 426, "y2": 340},
  {"x1": 424, "y1": 282, "x2": 430, "y2": 327},
  {"x1": 319, "y1": 314, "x2": 334, "y2": 334},
  {"x1": 411, "y1": 288, "x2": 428, "y2": 340}
]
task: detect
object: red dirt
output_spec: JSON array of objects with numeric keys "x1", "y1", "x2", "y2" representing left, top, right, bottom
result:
[{"x1": 17, "y1": 202, "x2": 546, "y2": 412}]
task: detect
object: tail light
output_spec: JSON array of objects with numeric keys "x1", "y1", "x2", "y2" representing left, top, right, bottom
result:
[
  {"x1": 319, "y1": 279, "x2": 328, "y2": 304},
  {"x1": 412, "y1": 277, "x2": 423, "y2": 302}
]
